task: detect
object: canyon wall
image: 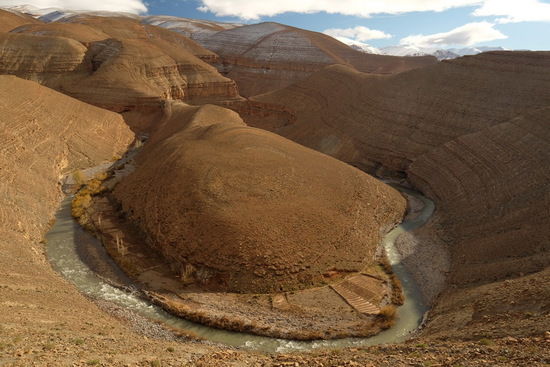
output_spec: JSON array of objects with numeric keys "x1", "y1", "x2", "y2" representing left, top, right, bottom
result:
[
  {"x1": 249, "y1": 51, "x2": 550, "y2": 337},
  {"x1": 0, "y1": 76, "x2": 178, "y2": 363},
  {"x1": 112, "y1": 102, "x2": 406, "y2": 293},
  {"x1": 0, "y1": 16, "x2": 241, "y2": 132}
]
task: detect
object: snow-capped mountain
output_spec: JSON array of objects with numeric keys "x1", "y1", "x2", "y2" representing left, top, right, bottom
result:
[
  {"x1": 3, "y1": 6, "x2": 242, "y2": 43},
  {"x1": 331, "y1": 36, "x2": 381, "y2": 54},
  {"x1": 4, "y1": 5, "x2": 139, "y2": 22},
  {"x1": 365, "y1": 44, "x2": 506, "y2": 60},
  {"x1": 448, "y1": 46, "x2": 506, "y2": 56},
  {"x1": 341, "y1": 42, "x2": 508, "y2": 60},
  {"x1": 141, "y1": 16, "x2": 241, "y2": 42}
]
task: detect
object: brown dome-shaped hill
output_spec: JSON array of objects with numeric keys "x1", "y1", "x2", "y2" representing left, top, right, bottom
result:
[
  {"x1": 198, "y1": 22, "x2": 436, "y2": 96},
  {"x1": 245, "y1": 51, "x2": 550, "y2": 337},
  {"x1": 0, "y1": 9, "x2": 40, "y2": 33},
  {"x1": 112, "y1": 103, "x2": 406, "y2": 293},
  {"x1": 0, "y1": 16, "x2": 241, "y2": 131}
]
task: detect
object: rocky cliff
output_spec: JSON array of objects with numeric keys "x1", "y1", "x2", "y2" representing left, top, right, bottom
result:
[
  {"x1": 249, "y1": 51, "x2": 550, "y2": 337},
  {"x1": 112, "y1": 102, "x2": 406, "y2": 293},
  {"x1": 0, "y1": 14, "x2": 241, "y2": 132},
  {"x1": 198, "y1": 22, "x2": 437, "y2": 97}
]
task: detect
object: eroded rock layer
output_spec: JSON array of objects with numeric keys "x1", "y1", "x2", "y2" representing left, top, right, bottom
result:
[
  {"x1": 0, "y1": 75, "x2": 133, "y2": 243},
  {"x1": 0, "y1": 16, "x2": 240, "y2": 131},
  {"x1": 113, "y1": 102, "x2": 406, "y2": 293},
  {"x1": 248, "y1": 51, "x2": 550, "y2": 337},
  {"x1": 198, "y1": 22, "x2": 437, "y2": 97}
]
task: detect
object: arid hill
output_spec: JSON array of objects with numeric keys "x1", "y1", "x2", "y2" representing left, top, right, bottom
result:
[
  {"x1": 0, "y1": 15, "x2": 241, "y2": 131},
  {"x1": 0, "y1": 75, "x2": 133, "y2": 247},
  {"x1": 248, "y1": 51, "x2": 550, "y2": 337},
  {"x1": 0, "y1": 8, "x2": 40, "y2": 32},
  {"x1": 112, "y1": 102, "x2": 406, "y2": 293},
  {"x1": 0, "y1": 9, "x2": 548, "y2": 363},
  {"x1": 141, "y1": 15, "x2": 241, "y2": 43},
  {"x1": 198, "y1": 22, "x2": 437, "y2": 96}
]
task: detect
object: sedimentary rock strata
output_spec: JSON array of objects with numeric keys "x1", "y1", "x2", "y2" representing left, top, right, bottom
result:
[
  {"x1": 247, "y1": 51, "x2": 550, "y2": 336},
  {"x1": 0, "y1": 15, "x2": 240, "y2": 131},
  {"x1": 198, "y1": 22, "x2": 437, "y2": 96},
  {"x1": 112, "y1": 102, "x2": 406, "y2": 293},
  {"x1": 141, "y1": 15, "x2": 241, "y2": 44}
]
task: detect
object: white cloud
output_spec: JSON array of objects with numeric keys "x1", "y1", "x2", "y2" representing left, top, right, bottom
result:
[
  {"x1": 0, "y1": 0, "x2": 147, "y2": 14},
  {"x1": 400, "y1": 21, "x2": 507, "y2": 48},
  {"x1": 473, "y1": 0, "x2": 550, "y2": 23},
  {"x1": 197, "y1": 0, "x2": 482, "y2": 20},
  {"x1": 324, "y1": 26, "x2": 391, "y2": 42}
]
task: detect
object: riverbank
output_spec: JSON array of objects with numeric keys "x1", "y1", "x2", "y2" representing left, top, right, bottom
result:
[{"x1": 43, "y1": 156, "x2": 440, "y2": 349}]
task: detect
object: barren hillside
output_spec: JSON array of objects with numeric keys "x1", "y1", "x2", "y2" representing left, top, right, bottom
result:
[
  {"x1": 0, "y1": 15, "x2": 241, "y2": 131},
  {"x1": 249, "y1": 51, "x2": 550, "y2": 338},
  {"x1": 199, "y1": 22, "x2": 437, "y2": 96},
  {"x1": 0, "y1": 9, "x2": 40, "y2": 32}
]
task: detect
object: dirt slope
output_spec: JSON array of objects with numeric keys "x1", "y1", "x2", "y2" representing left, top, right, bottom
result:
[
  {"x1": 249, "y1": 51, "x2": 550, "y2": 338},
  {"x1": 0, "y1": 9, "x2": 40, "y2": 33},
  {"x1": 113, "y1": 102, "x2": 406, "y2": 293},
  {"x1": 199, "y1": 22, "x2": 437, "y2": 96}
]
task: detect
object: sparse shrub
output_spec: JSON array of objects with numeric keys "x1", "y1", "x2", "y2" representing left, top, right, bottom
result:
[
  {"x1": 478, "y1": 338, "x2": 493, "y2": 346},
  {"x1": 86, "y1": 360, "x2": 100, "y2": 366},
  {"x1": 150, "y1": 360, "x2": 162, "y2": 367},
  {"x1": 166, "y1": 347, "x2": 175, "y2": 353},
  {"x1": 377, "y1": 305, "x2": 397, "y2": 329},
  {"x1": 73, "y1": 170, "x2": 86, "y2": 186},
  {"x1": 378, "y1": 254, "x2": 404, "y2": 305},
  {"x1": 71, "y1": 172, "x2": 110, "y2": 220},
  {"x1": 72, "y1": 338, "x2": 84, "y2": 345}
]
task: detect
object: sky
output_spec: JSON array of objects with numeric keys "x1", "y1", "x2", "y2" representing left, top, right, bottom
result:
[{"x1": 2, "y1": 0, "x2": 550, "y2": 50}]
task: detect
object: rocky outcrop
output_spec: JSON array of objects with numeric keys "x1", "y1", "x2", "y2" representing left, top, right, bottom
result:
[
  {"x1": 0, "y1": 9, "x2": 40, "y2": 33},
  {"x1": 198, "y1": 22, "x2": 437, "y2": 97},
  {"x1": 248, "y1": 51, "x2": 550, "y2": 337},
  {"x1": 113, "y1": 102, "x2": 406, "y2": 293},
  {"x1": 0, "y1": 16, "x2": 241, "y2": 131}
]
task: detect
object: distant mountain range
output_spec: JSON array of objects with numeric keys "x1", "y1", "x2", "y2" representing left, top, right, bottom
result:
[
  {"x1": 4, "y1": 5, "x2": 506, "y2": 61},
  {"x1": 342, "y1": 41, "x2": 507, "y2": 60}
]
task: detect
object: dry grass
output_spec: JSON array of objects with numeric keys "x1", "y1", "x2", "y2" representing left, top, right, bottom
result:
[
  {"x1": 72, "y1": 169, "x2": 86, "y2": 186},
  {"x1": 71, "y1": 172, "x2": 110, "y2": 221},
  {"x1": 378, "y1": 255, "x2": 404, "y2": 306},
  {"x1": 377, "y1": 305, "x2": 397, "y2": 329}
]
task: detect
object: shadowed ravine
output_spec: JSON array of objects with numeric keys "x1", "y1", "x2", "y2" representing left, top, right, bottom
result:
[{"x1": 45, "y1": 186, "x2": 435, "y2": 353}]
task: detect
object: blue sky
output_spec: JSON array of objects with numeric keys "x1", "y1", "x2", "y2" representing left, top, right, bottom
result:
[
  {"x1": 144, "y1": 0, "x2": 550, "y2": 50},
  {"x1": 2, "y1": 0, "x2": 549, "y2": 50}
]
